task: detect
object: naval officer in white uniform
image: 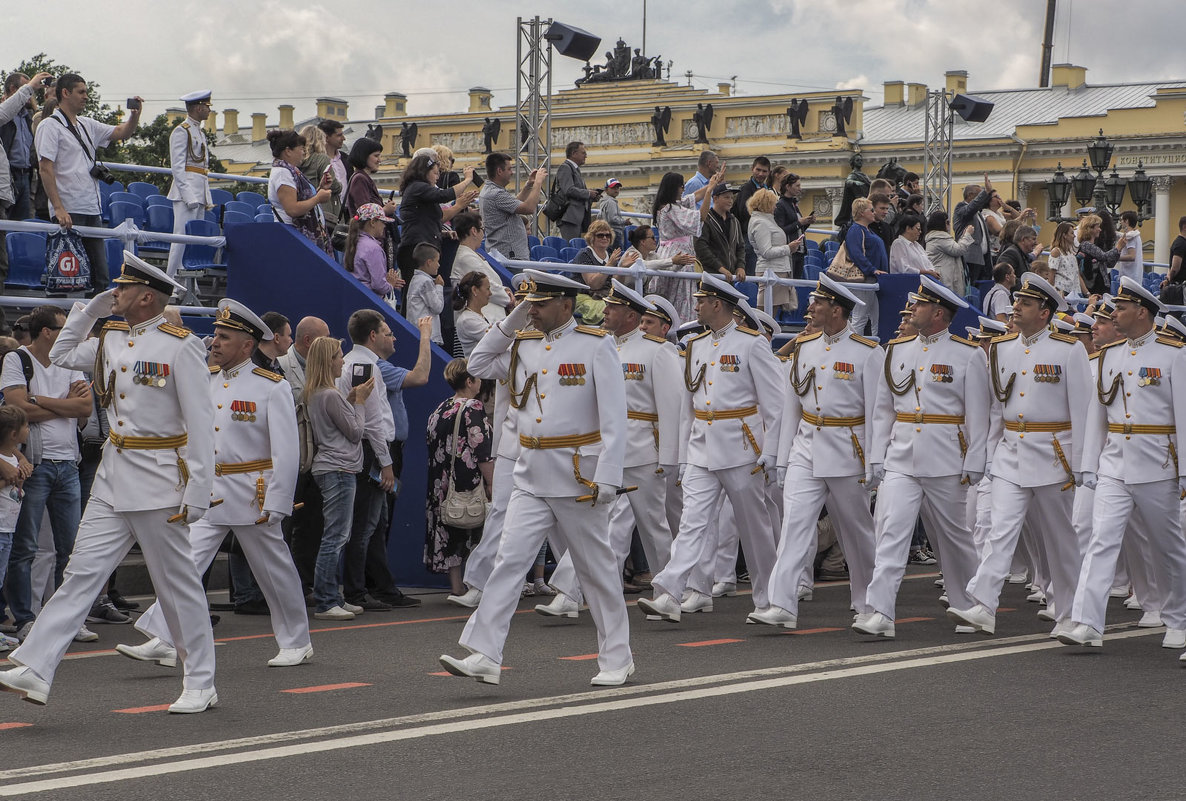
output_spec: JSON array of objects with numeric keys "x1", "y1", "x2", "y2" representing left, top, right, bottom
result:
[{"x1": 166, "y1": 90, "x2": 213, "y2": 278}]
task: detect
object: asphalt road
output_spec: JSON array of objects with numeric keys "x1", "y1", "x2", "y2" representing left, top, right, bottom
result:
[{"x1": 0, "y1": 569, "x2": 1182, "y2": 801}]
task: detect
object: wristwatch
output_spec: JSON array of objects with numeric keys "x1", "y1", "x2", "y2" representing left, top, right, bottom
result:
[{"x1": 28, "y1": 395, "x2": 39, "y2": 406}]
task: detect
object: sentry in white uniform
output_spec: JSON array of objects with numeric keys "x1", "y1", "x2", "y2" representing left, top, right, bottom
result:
[{"x1": 166, "y1": 90, "x2": 213, "y2": 278}]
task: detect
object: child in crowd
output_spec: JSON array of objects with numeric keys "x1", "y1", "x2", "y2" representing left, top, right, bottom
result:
[
  {"x1": 0, "y1": 407, "x2": 28, "y2": 651},
  {"x1": 406, "y1": 243, "x2": 445, "y2": 345},
  {"x1": 344, "y1": 203, "x2": 405, "y2": 309}
]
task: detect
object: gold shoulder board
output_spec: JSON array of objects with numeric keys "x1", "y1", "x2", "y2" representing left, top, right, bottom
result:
[
  {"x1": 643, "y1": 334, "x2": 668, "y2": 345},
  {"x1": 952, "y1": 335, "x2": 978, "y2": 347},
  {"x1": 208, "y1": 365, "x2": 220, "y2": 374},
  {"x1": 158, "y1": 322, "x2": 191, "y2": 338},
  {"x1": 180, "y1": 122, "x2": 190, "y2": 129},
  {"x1": 1088, "y1": 351, "x2": 1101, "y2": 361},
  {"x1": 514, "y1": 330, "x2": 544, "y2": 340},
  {"x1": 103, "y1": 320, "x2": 130, "y2": 332},
  {"x1": 252, "y1": 367, "x2": 283, "y2": 382},
  {"x1": 1099, "y1": 340, "x2": 1125, "y2": 351},
  {"x1": 797, "y1": 331, "x2": 823, "y2": 343},
  {"x1": 888, "y1": 334, "x2": 918, "y2": 345},
  {"x1": 736, "y1": 325, "x2": 760, "y2": 337},
  {"x1": 1157, "y1": 336, "x2": 1185, "y2": 349},
  {"x1": 575, "y1": 325, "x2": 607, "y2": 337},
  {"x1": 991, "y1": 332, "x2": 1019, "y2": 343},
  {"x1": 849, "y1": 333, "x2": 877, "y2": 347},
  {"x1": 687, "y1": 329, "x2": 712, "y2": 343},
  {"x1": 1050, "y1": 332, "x2": 1078, "y2": 345}
]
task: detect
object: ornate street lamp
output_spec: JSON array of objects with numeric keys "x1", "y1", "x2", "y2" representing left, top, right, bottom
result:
[
  {"x1": 1128, "y1": 161, "x2": 1153, "y2": 222},
  {"x1": 1086, "y1": 128, "x2": 1113, "y2": 174},
  {"x1": 1072, "y1": 160, "x2": 1097, "y2": 208},
  {"x1": 1103, "y1": 167, "x2": 1128, "y2": 217},
  {"x1": 1045, "y1": 162, "x2": 1072, "y2": 221}
]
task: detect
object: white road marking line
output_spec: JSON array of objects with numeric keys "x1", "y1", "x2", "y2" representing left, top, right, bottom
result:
[{"x1": 0, "y1": 627, "x2": 1160, "y2": 796}]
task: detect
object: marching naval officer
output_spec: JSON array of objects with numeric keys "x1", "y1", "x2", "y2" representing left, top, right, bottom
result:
[
  {"x1": 0, "y1": 253, "x2": 217, "y2": 713},
  {"x1": 439, "y1": 270, "x2": 634, "y2": 686},
  {"x1": 856, "y1": 276, "x2": 989, "y2": 639},
  {"x1": 166, "y1": 90, "x2": 213, "y2": 278},
  {"x1": 947, "y1": 275, "x2": 1091, "y2": 637},
  {"x1": 641, "y1": 295, "x2": 685, "y2": 540},
  {"x1": 1061, "y1": 276, "x2": 1186, "y2": 652},
  {"x1": 750, "y1": 275, "x2": 883, "y2": 630},
  {"x1": 117, "y1": 300, "x2": 312, "y2": 669},
  {"x1": 637, "y1": 274, "x2": 784, "y2": 624},
  {"x1": 537, "y1": 281, "x2": 681, "y2": 617}
]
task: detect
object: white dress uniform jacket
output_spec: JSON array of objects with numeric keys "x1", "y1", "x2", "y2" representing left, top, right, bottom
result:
[
  {"x1": 615, "y1": 327, "x2": 681, "y2": 468},
  {"x1": 166, "y1": 117, "x2": 212, "y2": 207}
]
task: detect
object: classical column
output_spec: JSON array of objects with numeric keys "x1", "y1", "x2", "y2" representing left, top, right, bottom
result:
[
  {"x1": 1153, "y1": 176, "x2": 1175, "y2": 267},
  {"x1": 824, "y1": 186, "x2": 845, "y2": 223},
  {"x1": 1016, "y1": 181, "x2": 1030, "y2": 212}
]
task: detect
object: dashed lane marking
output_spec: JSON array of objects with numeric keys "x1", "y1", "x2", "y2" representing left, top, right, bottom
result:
[
  {"x1": 558, "y1": 654, "x2": 600, "y2": 661},
  {"x1": 0, "y1": 723, "x2": 32, "y2": 731},
  {"x1": 676, "y1": 639, "x2": 745, "y2": 647},
  {"x1": 113, "y1": 705, "x2": 171, "y2": 715},
  {"x1": 281, "y1": 683, "x2": 371, "y2": 695}
]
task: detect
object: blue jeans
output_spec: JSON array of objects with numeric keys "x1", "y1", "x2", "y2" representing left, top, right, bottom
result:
[
  {"x1": 9, "y1": 168, "x2": 32, "y2": 221},
  {"x1": 6, "y1": 460, "x2": 81, "y2": 625},
  {"x1": 0, "y1": 531, "x2": 13, "y2": 590},
  {"x1": 313, "y1": 471, "x2": 356, "y2": 612}
]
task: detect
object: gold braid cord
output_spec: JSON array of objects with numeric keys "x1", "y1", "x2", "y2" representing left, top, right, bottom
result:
[
  {"x1": 850, "y1": 430, "x2": 866, "y2": 471},
  {"x1": 573, "y1": 453, "x2": 599, "y2": 504},
  {"x1": 957, "y1": 429, "x2": 970, "y2": 485},
  {"x1": 93, "y1": 328, "x2": 117, "y2": 412},
  {"x1": 684, "y1": 345, "x2": 706, "y2": 393},
  {"x1": 789, "y1": 351, "x2": 815, "y2": 398},
  {"x1": 883, "y1": 341, "x2": 915, "y2": 397},
  {"x1": 507, "y1": 339, "x2": 541, "y2": 413},
  {"x1": 741, "y1": 421, "x2": 767, "y2": 477},
  {"x1": 989, "y1": 341, "x2": 1016, "y2": 404},
  {"x1": 175, "y1": 452, "x2": 190, "y2": 492},
  {"x1": 256, "y1": 474, "x2": 267, "y2": 511},
  {"x1": 1051, "y1": 435, "x2": 1075, "y2": 491},
  {"x1": 1096, "y1": 348, "x2": 1122, "y2": 406},
  {"x1": 1170, "y1": 441, "x2": 1186, "y2": 500}
]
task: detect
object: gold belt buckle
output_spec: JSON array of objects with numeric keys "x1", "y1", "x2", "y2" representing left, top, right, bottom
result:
[
  {"x1": 913, "y1": 412, "x2": 924, "y2": 425},
  {"x1": 1016, "y1": 421, "x2": 1026, "y2": 433},
  {"x1": 1122, "y1": 423, "x2": 1133, "y2": 435},
  {"x1": 526, "y1": 436, "x2": 541, "y2": 449},
  {"x1": 705, "y1": 410, "x2": 715, "y2": 422}
]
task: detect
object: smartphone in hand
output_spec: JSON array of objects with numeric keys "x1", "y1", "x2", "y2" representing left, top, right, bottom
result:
[{"x1": 351, "y1": 363, "x2": 373, "y2": 387}]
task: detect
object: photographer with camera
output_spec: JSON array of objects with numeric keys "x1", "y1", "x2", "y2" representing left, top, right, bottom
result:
[{"x1": 34, "y1": 74, "x2": 143, "y2": 296}]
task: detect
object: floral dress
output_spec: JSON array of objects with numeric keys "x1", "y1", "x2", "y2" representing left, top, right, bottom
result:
[
  {"x1": 424, "y1": 397, "x2": 492, "y2": 573},
  {"x1": 647, "y1": 195, "x2": 703, "y2": 321}
]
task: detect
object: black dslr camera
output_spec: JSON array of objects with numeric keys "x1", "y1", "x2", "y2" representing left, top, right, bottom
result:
[{"x1": 90, "y1": 163, "x2": 116, "y2": 185}]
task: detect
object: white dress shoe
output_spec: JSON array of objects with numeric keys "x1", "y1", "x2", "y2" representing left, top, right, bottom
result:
[
  {"x1": 1138, "y1": 611, "x2": 1164, "y2": 628},
  {"x1": 1049, "y1": 619, "x2": 1074, "y2": 639},
  {"x1": 946, "y1": 603, "x2": 996, "y2": 634},
  {"x1": 115, "y1": 637, "x2": 178, "y2": 668},
  {"x1": 590, "y1": 662, "x2": 635, "y2": 686},
  {"x1": 74, "y1": 625, "x2": 99, "y2": 643},
  {"x1": 1124, "y1": 595, "x2": 1143, "y2": 611},
  {"x1": 711, "y1": 581, "x2": 738, "y2": 598},
  {"x1": 1006, "y1": 571, "x2": 1029, "y2": 584},
  {"x1": 535, "y1": 593, "x2": 579, "y2": 618},
  {"x1": 168, "y1": 687, "x2": 218, "y2": 714},
  {"x1": 268, "y1": 644, "x2": 314, "y2": 667},
  {"x1": 934, "y1": 576, "x2": 945, "y2": 587},
  {"x1": 1161, "y1": 628, "x2": 1186, "y2": 649},
  {"x1": 680, "y1": 590, "x2": 713, "y2": 614},
  {"x1": 1109, "y1": 586, "x2": 1131, "y2": 598},
  {"x1": 746, "y1": 606, "x2": 797, "y2": 629},
  {"x1": 798, "y1": 586, "x2": 813, "y2": 602},
  {"x1": 0, "y1": 666, "x2": 49, "y2": 705},
  {"x1": 637, "y1": 593, "x2": 681, "y2": 623},
  {"x1": 938, "y1": 593, "x2": 949, "y2": 608},
  {"x1": 1036, "y1": 607, "x2": 1056, "y2": 622},
  {"x1": 1057, "y1": 622, "x2": 1103, "y2": 648},
  {"x1": 439, "y1": 652, "x2": 501, "y2": 685},
  {"x1": 1027, "y1": 589, "x2": 1047, "y2": 603},
  {"x1": 446, "y1": 588, "x2": 483, "y2": 608},
  {"x1": 313, "y1": 606, "x2": 356, "y2": 621},
  {"x1": 852, "y1": 611, "x2": 895, "y2": 638},
  {"x1": 954, "y1": 625, "x2": 976, "y2": 634}
]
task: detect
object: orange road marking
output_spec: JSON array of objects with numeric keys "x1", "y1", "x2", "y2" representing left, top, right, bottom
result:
[
  {"x1": 677, "y1": 638, "x2": 744, "y2": 647},
  {"x1": 282, "y1": 682, "x2": 371, "y2": 694},
  {"x1": 0, "y1": 722, "x2": 32, "y2": 730},
  {"x1": 559, "y1": 654, "x2": 600, "y2": 661},
  {"x1": 787, "y1": 627, "x2": 845, "y2": 635},
  {"x1": 894, "y1": 617, "x2": 934, "y2": 624},
  {"x1": 113, "y1": 704, "x2": 171, "y2": 714}
]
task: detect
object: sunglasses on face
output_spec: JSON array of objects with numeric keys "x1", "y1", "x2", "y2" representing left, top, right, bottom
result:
[{"x1": 594, "y1": 233, "x2": 612, "y2": 239}]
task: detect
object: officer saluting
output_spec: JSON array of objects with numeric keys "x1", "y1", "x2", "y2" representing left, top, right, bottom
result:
[
  {"x1": 637, "y1": 273, "x2": 784, "y2": 624},
  {"x1": 440, "y1": 270, "x2": 634, "y2": 687},
  {"x1": 857, "y1": 276, "x2": 989, "y2": 639},
  {"x1": 118, "y1": 300, "x2": 312, "y2": 670},
  {"x1": 166, "y1": 90, "x2": 213, "y2": 278},
  {"x1": 947, "y1": 275, "x2": 1091, "y2": 637},
  {"x1": 538, "y1": 281, "x2": 682, "y2": 617},
  {"x1": 1062, "y1": 276, "x2": 1186, "y2": 652},
  {"x1": 0, "y1": 253, "x2": 217, "y2": 713},
  {"x1": 751, "y1": 275, "x2": 883, "y2": 630}
]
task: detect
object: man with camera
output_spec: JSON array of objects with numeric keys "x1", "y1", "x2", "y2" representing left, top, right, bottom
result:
[{"x1": 34, "y1": 73, "x2": 143, "y2": 296}]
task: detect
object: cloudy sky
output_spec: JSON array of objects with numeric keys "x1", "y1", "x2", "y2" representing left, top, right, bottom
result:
[{"x1": 2, "y1": 0, "x2": 1179, "y2": 125}]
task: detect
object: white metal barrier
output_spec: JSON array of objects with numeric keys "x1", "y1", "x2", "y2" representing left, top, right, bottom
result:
[
  {"x1": 0, "y1": 217, "x2": 225, "y2": 249},
  {"x1": 106, "y1": 162, "x2": 268, "y2": 185}
]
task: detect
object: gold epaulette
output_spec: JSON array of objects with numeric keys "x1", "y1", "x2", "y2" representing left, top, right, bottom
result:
[
  {"x1": 252, "y1": 367, "x2": 283, "y2": 382},
  {"x1": 158, "y1": 322, "x2": 191, "y2": 338},
  {"x1": 991, "y1": 332, "x2": 1019, "y2": 343},
  {"x1": 643, "y1": 333, "x2": 668, "y2": 345},
  {"x1": 777, "y1": 354, "x2": 790, "y2": 362},
  {"x1": 1099, "y1": 340, "x2": 1125, "y2": 351},
  {"x1": 686, "y1": 329, "x2": 711, "y2": 343},
  {"x1": 952, "y1": 335, "x2": 978, "y2": 347},
  {"x1": 736, "y1": 325, "x2": 760, "y2": 337},
  {"x1": 575, "y1": 325, "x2": 607, "y2": 337},
  {"x1": 888, "y1": 334, "x2": 917, "y2": 345},
  {"x1": 1157, "y1": 336, "x2": 1185, "y2": 349},
  {"x1": 1088, "y1": 351, "x2": 1101, "y2": 361},
  {"x1": 180, "y1": 122, "x2": 190, "y2": 129},
  {"x1": 103, "y1": 320, "x2": 130, "y2": 332},
  {"x1": 208, "y1": 365, "x2": 220, "y2": 374},
  {"x1": 849, "y1": 333, "x2": 878, "y2": 347},
  {"x1": 515, "y1": 330, "x2": 544, "y2": 340},
  {"x1": 1050, "y1": 332, "x2": 1078, "y2": 345},
  {"x1": 797, "y1": 330, "x2": 823, "y2": 343}
]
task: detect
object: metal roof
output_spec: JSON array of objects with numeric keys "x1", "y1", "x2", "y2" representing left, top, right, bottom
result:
[{"x1": 862, "y1": 81, "x2": 1186, "y2": 144}]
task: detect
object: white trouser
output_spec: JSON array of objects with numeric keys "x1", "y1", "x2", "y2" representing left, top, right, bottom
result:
[
  {"x1": 459, "y1": 487, "x2": 632, "y2": 672},
  {"x1": 866, "y1": 472, "x2": 978, "y2": 620},
  {"x1": 967, "y1": 476, "x2": 993, "y2": 560},
  {"x1": 166, "y1": 201, "x2": 205, "y2": 277},
  {"x1": 965, "y1": 479, "x2": 1081, "y2": 622},
  {"x1": 11, "y1": 499, "x2": 215, "y2": 689},
  {"x1": 654, "y1": 464, "x2": 776, "y2": 609},
  {"x1": 849, "y1": 299, "x2": 880, "y2": 341},
  {"x1": 689, "y1": 494, "x2": 734, "y2": 592},
  {"x1": 1072, "y1": 477, "x2": 1186, "y2": 632},
  {"x1": 30, "y1": 511, "x2": 55, "y2": 614},
  {"x1": 462, "y1": 455, "x2": 515, "y2": 592},
  {"x1": 769, "y1": 467, "x2": 874, "y2": 617},
  {"x1": 550, "y1": 464, "x2": 671, "y2": 604},
  {"x1": 664, "y1": 470, "x2": 683, "y2": 545},
  {"x1": 137, "y1": 520, "x2": 309, "y2": 650},
  {"x1": 1121, "y1": 513, "x2": 1162, "y2": 613}
]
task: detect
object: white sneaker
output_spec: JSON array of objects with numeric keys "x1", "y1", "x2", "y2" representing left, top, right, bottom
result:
[
  {"x1": 446, "y1": 587, "x2": 483, "y2": 608},
  {"x1": 680, "y1": 590, "x2": 713, "y2": 614},
  {"x1": 314, "y1": 605, "x2": 356, "y2": 621},
  {"x1": 341, "y1": 602, "x2": 364, "y2": 615},
  {"x1": 74, "y1": 625, "x2": 99, "y2": 643},
  {"x1": 115, "y1": 637, "x2": 178, "y2": 668},
  {"x1": 534, "y1": 593, "x2": 579, "y2": 619},
  {"x1": 711, "y1": 581, "x2": 738, "y2": 598},
  {"x1": 532, "y1": 579, "x2": 556, "y2": 597},
  {"x1": 168, "y1": 687, "x2": 218, "y2": 713}
]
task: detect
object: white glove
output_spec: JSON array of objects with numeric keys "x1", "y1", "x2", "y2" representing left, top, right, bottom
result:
[
  {"x1": 500, "y1": 300, "x2": 531, "y2": 335},
  {"x1": 1072, "y1": 471, "x2": 1084, "y2": 488},
  {"x1": 963, "y1": 471, "x2": 984, "y2": 485},
  {"x1": 176, "y1": 503, "x2": 205, "y2": 525},
  {"x1": 85, "y1": 289, "x2": 116, "y2": 318},
  {"x1": 776, "y1": 466, "x2": 787, "y2": 488},
  {"x1": 1178, "y1": 477, "x2": 1186, "y2": 498},
  {"x1": 678, "y1": 463, "x2": 687, "y2": 483},
  {"x1": 1081, "y1": 471, "x2": 1098, "y2": 490},
  {"x1": 865, "y1": 463, "x2": 884, "y2": 491},
  {"x1": 756, "y1": 452, "x2": 777, "y2": 473},
  {"x1": 984, "y1": 462, "x2": 993, "y2": 481},
  {"x1": 593, "y1": 483, "x2": 618, "y2": 507},
  {"x1": 265, "y1": 511, "x2": 286, "y2": 526}
]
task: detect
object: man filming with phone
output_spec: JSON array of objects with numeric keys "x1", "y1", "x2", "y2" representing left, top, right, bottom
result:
[{"x1": 34, "y1": 74, "x2": 143, "y2": 296}]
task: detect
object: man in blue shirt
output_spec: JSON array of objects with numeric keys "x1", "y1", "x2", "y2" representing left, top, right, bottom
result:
[{"x1": 683, "y1": 150, "x2": 719, "y2": 209}]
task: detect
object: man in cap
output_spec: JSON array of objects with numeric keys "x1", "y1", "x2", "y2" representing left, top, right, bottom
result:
[
  {"x1": 599, "y1": 178, "x2": 627, "y2": 249},
  {"x1": 857, "y1": 276, "x2": 989, "y2": 639},
  {"x1": 948, "y1": 275, "x2": 1091, "y2": 637},
  {"x1": 166, "y1": 91, "x2": 213, "y2": 278},
  {"x1": 537, "y1": 280, "x2": 682, "y2": 617},
  {"x1": 641, "y1": 294, "x2": 681, "y2": 343},
  {"x1": 0, "y1": 253, "x2": 217, "y2": 712},
  {"x1": 1062, "y1": 276, "x2": 1186, "y2": 652},
  {"x1": 637, "y1": 273, "x2": 784, "y2": 623},
  {"x1": 440, "y1": 270, "x2": 633, "y2": 686},
  {"x1": 696, "y1": 183, "x2": 747, "y2": 283},
  {"x1": 117, "y1": 299, "x2": 311, "y2": 669},
  {"x1": 964, "y1": 316, "x2": 1008, "y2": 563}
]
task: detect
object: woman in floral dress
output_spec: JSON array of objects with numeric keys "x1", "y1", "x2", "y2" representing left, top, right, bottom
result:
[
  {"x1": 424, "y1": 359, "x2": 494, "y2": 593},
  {"x1": 647, "y1": 168, "x2": 722, "y2": 320}
]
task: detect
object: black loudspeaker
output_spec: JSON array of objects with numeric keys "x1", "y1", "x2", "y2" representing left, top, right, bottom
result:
[
  {"x1": 950, "y1": 93, "x2": 994, "y2": 123},
  {"x1": 545, "y1": 22, "x2": 601, "y2": 62}
]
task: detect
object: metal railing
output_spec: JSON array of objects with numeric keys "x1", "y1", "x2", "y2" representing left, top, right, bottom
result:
[
  {"x1": 0, "y1": 295, "x2": 216, "y2": 317},
  {"x1": 106, "y1": 162, "x2": 267, "y2": 185},
  {"x1": 0, "y1": 217, "x2": 224, "y2": 249}
]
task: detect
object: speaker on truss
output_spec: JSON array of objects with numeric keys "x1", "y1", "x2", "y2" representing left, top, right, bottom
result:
[
  {"x1": 544, "y1": 22, "x2": 601, "y2": 62},
  {"x1": 950, "y1": 93, "x2": 994, "y2": 123}
]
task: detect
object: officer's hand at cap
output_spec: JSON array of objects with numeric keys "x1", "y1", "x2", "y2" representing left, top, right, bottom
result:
[{"x1": 85, "y1": 289, "x2": 116, "y2": 318}]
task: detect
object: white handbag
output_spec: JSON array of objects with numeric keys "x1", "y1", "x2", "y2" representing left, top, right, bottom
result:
[{"x1": 440, "y1": 399, "x2": 488, "y2": 529}]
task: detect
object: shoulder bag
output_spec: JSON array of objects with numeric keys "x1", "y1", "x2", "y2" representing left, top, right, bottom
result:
[{"x1": 440, "y1": 399, "x2": 488, "y2": 529}]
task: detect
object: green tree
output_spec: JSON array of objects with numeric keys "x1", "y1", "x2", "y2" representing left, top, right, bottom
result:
[
  {"x1": 3, "y1": 52, "x2": 120, "y2": 125},
  {"x1": 117, "y1": 113, "x2": 229, "y2": 192}
]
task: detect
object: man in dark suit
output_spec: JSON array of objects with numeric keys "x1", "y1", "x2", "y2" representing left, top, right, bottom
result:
[
  {"x1": 554, "y1": 141, "x2": 601, "y2": 241},
  {"x1": 953, "y1": 175, "x2": 994, "y2": 284}
]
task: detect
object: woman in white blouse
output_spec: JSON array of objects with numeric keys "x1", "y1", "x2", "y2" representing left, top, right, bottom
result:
[
  {"x1": 889, "y1": 214, "x2": 940, "y2": 277},
  {"x1": 451, "y1": 211, "x2": 511, "y2": 321},
  {"x1": 453, "y1": 271, "x2": 493, "y2": 357}
]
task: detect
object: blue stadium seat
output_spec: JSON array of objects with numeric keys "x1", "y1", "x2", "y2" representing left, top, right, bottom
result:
[
  {"x1": 108, "y1": 200, "x2": 145, "y2": 228},
  {"x1": 543, "y1": 236, "x2": 567, "y2": 251},
  {"x1": 624, "y1": 225, "x2": 637, "y2": 243},
  {"x1": 235, "y1": 191, "x2": 268, "y2": 209},
  {"x1": 222, "y1": 210, "x2": 253, "y2": 227},
  {"x1": 737, "y1": 281, "x2": 758, "y2": 305},
  {"x1": 109, "y1": 191, "x2": 144, "y2": 209},
  {"x1": 254, "y1": 212, "x2": 276, "y2": 223},
  {"x1": 141, "y1": 204, "x2": 174, "y2": 253},
  {"x1": 804, "y1": 263, "x2": 823, "y2": 281},
  {"x1": 182, "y1": 219, "x2": 224, "y2": 271},
  {"x1": 531, "y1": 245, "x2": 559, "y2": 261},
  {"x1": 560, "y1": 247, "x2": 581, "y2": 263},
  {"x1": 4, "y1": 232, "x2": 46, "y2": 290},
  {"x1": 145, "y1": 194, "x2": 171, "y2": 208},
  {"x1": 527, "y1": 235, "x2": 540, "y2": 249},
  {"x1": 804, "y1": 239, "x2": 820, "y2": 251},
  {"x1": 539, "y1": 256, "x2": 564, "y2": 264},
  {"x1": 569, "y1": 237, "x2": 587, "y2": 249},
  {"x1": 210, "y1": 188, "x2": 234, "y2": 206},
  {"x1": 126, "y1": 182, "x2": 158, "y2": 201},
  {"x1": 205, "y1": 209, "x2": 220, "y2": 224},
  {"x1": 105, "y1": 239, "x2": 137, "y2": 287},
  {"x1": 223, "y1": 200, "x2": 256, "y2": 217}
]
